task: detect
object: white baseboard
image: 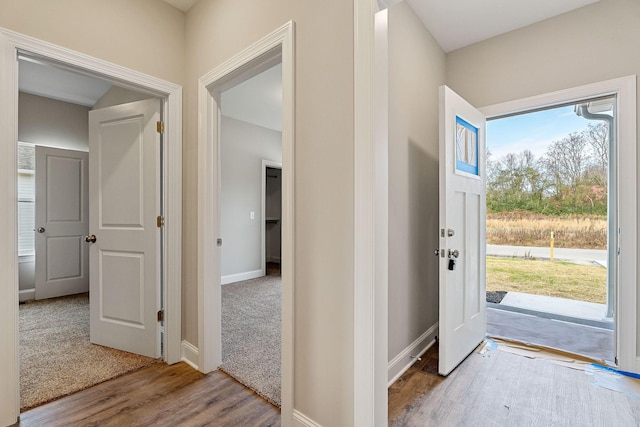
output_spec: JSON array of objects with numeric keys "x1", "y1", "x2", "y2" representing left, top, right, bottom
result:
[
  {"x1": 221, "y1": 269, "x2": 263, "y2": 285},
  {"x1": 293, "y1": 410, "x2": 323, "y2": 427},
  {"x1": 181, "y1": 340, "x2": 199, "y2": 370},
  {"x1": 387, "y1": 323, "x2": 438, "y2": 387},
  {"x1": 19, "y1": 288, "x2": 35, "y2": 302}
]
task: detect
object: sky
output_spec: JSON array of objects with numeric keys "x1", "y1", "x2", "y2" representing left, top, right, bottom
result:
[{"x1": 486, "y1": 104, "x2": 601, "y2": 161}]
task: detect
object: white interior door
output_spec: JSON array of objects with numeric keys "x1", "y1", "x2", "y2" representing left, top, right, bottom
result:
[
  {"x1": 438, "y1": 85, "x2": 487, "y2": 376},
  {"x1": 35, "y1": 146, "x2": 89, "y2": 299},
  {"x1": 88, "y1": 98, "x2": 161, "y2": 358}
]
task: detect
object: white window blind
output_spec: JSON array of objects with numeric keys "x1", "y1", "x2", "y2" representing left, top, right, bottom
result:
[{"x1": 18, "y1": 142, "x2": 36, "y2": 255}]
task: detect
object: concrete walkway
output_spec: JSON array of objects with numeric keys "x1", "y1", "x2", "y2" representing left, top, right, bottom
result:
[
  {"x1": 499, "y1": 292, "x2": 608, "y2": 322},
  {"x1": 487, "y1": 244, "x2": 607, "y2": 266}
]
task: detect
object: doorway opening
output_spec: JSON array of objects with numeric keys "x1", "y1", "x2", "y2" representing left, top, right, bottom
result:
[
  {"x1": 263, "y1": 163, "x2": 282, "y2": 276},
  {"x1": 217, "y1": 61, "x2": 283, "y2": 407},
  {"x1": 16, "y1": 52, "x2": 170, "y2": 412},
  {"x1": 197, "y1": 21, "x2": 294, "y2": 418},
  {"x1": 485, "y1": 96, "x2": 616, "y2": 363}
]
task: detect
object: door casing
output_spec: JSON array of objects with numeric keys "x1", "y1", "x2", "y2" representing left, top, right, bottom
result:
[
  {"x1": 0, "y1": 27, "x2": 182, "y2": 424},
  {"x1": 480, "y1": 76, "x2": 637, "y2": 372},
  {"x1": 197, "y1": 21, "x2": 295, "y2": 423}
]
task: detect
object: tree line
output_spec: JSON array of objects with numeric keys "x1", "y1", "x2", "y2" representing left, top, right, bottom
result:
[{"x1": 487, "y1": 122, "x2": 608, "y2": 215}]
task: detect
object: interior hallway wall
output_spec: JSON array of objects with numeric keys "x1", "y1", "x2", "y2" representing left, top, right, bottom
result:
[
  {"x1": 0, "y1": 0, "x2": 185, "y2": 85},
  {"x1": 387, "y1": 1, "x2": 445, "y2": 381},
  {"x1": 185, "y1": 0, "x2": 356, "y2": 424}
]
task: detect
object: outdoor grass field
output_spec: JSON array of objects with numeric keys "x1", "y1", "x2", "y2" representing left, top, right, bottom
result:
[
  {"x1": 486, "y1": 256, "x2": 606, "y2": 304},
  {"x1": 487, "y1": 212, "x2": 606, "y2": 250}
]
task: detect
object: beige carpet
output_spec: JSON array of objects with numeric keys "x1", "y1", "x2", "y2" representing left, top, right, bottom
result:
[
  {"x1": 20, "y1": 293, "x2": 158, "y2": 411},
  {"x1": 220, "y1": 272, "x2": 281, "y2": 407}
]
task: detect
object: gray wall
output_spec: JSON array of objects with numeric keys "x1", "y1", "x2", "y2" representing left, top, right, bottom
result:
[
  {"x1": 387, "y1": 1, "x2": 445, "y2": 380},
  {"x1": 221, "y1": 116, "x2": 282, "y2": 279},
  {"x1": 19, "y1": 92, "x2": 89, "y2": 151}
]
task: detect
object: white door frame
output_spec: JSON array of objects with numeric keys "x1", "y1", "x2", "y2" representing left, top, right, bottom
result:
[
  {"x1": 0, "y1": 28, "x2": 182, "y2": 424},
  {"x1": 480, "y1": 76, "x2": 637, "y2": 372},
  {"x1": 262, "y1": 160, "x2": 282, "y2": 275},
  {"x1": 197, "y1": 21, "x2": 295, "y2": 423}
]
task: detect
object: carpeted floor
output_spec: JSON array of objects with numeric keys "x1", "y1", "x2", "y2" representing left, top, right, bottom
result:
[
  {"x1": 220, "y1": 272, "x2": 281, "y2": 407},
  {"x1": 20, "y1": 293, "x2": 158, "y2": 411}
]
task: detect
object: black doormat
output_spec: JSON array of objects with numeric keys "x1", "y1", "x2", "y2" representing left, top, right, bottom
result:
[{"x1": 486, "y1": 291, "x2": 507, "y2": 304}]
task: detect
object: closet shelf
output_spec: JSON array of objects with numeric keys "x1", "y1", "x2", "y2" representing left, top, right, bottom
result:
[{"x1": 265, "y1": 217, "x2": 280, "y2": 223}]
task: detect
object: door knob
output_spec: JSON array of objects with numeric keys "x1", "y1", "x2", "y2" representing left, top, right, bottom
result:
[
  {"x1": 448, "y1": 249, "x2": 459, "y2": 259},
  {"x1": 37, "y1": 227, "x2": 45, "y2": 233},
  {"x1": 85, "y1": 234, "x2": 97, "y2": 243}
]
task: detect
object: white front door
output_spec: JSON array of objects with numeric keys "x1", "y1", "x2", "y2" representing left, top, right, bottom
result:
[
  {"x1": 88, "y1": 99, "x2": 161, "y2": 358},
  {"x1": 34, "y1": 146, "x2": 89, "y2": 300},
  {"x1": 438, "y1": 85, "x2": 487, "y2": 376}
]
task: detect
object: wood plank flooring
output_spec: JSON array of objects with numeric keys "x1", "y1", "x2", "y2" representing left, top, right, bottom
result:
[
  {"x1": 389, "y1": 342, "x2": 640, "y2": 426},
  {"x1": 19, "y1": 339, "x2": 640, "y2": 426},
  {"x1": 16, "y1": 362, "x2": 280, "y2": 427}
]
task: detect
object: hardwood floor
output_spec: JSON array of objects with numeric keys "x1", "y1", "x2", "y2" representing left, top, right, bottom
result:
[
  {"x1": 16, "y1": 362, "x2": 280, "y2": 427},
  {"x1": 20, "y1": 338, "x2": 640, "y2": 426},
  {"x1": 389, "y1": 342, "x2": 640, "y2": 426}
]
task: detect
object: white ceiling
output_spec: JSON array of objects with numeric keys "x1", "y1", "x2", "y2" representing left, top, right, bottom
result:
[
  {"x1": 406, "y1": 0, "x2": 599, "y2": 53},
  {"x1": 19, "y1": 57, "x2": 112, "y2": 107},
  {"x1": 221, "y1": 63, "x2": 283, "y2": 132}
]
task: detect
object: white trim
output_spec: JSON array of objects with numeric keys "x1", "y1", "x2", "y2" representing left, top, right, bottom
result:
[
  {"x1": 387, "y1": 325, "x2": 438, "y2": 387},
  {"x1": 221, "y1": 269, "x2": 263, "y2": 285},
  {"x1": 355, "y1": 0, "x2": 386, "y2": 425},
  {"x1": 292, "y1": 410, "x2": 323, "y2": 427},
  {"x1": 181, "y1": 340, "x2": 200, "y2": 371},
  {"x1": 0, "y1": 27, "x2": 183, "y2": 424},
  {"x1": 261, "y1": 160, "x2": 282, "y2": 278},
  {"x1": 373, "y1": 8, "x2": 389, "y2": 426},
  {"x1": 19, "y1": 289, "x2": 35, "y2": 302},
  {"x1": 480, "y1": 75, "x2": 637, "y2": 373},
  {"x1": 197, "y1": 21, "x2": 295, "y2": 426}
]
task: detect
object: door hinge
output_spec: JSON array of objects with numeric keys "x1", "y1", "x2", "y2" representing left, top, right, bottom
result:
[
  {"x1": 157, "y1": 215, "x2": 165, "y2": 228},
  {"x1": 157, "y1": 310, "x2": 164, "y2": 322},
  {"x1": 157, "y1": 121, "x2": 164, "y2": 134}
]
